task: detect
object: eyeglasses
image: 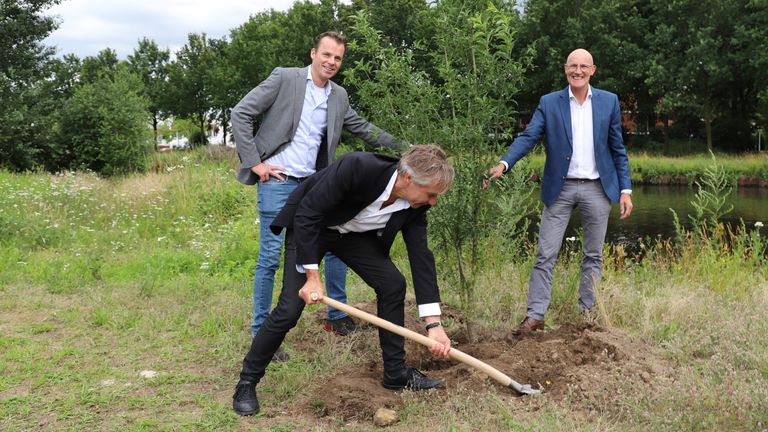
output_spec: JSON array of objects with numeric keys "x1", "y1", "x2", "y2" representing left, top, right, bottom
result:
[{"x1": 565, "y1": 63, "x2": 594, "y2": 72}]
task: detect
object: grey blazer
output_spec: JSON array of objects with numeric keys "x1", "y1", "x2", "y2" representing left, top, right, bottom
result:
[{"x1": 231, "y1": 66, "x2": 403, "y2": 185}]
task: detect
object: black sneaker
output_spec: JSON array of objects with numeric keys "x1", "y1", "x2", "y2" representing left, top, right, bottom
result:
[
  {"x1": 232, "y1": 380, "x2": 260, "y2": 416},
  {"x1": 382, "y1": 367, "x2": 444, "y2": 391},
  {"x1": 272, "y1": 345, "x2": 290, "y2": 362},
  {"x1": 323, "y1": 316, "x2": 362, "y2": 336}
]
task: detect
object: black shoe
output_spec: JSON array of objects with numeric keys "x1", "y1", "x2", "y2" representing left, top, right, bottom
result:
[
  {"x1": 272, "y1": 345, "x2": 290, "y2": 362},
  {"x1": 323, "y1": 316, "x2": 362, "y2": 336},
  {"x1": 232, "y1": 379, "x2": 260, "y2": 416},
  {"x1": 382, "y1": 367, "x2": 444, "y2": 391}
]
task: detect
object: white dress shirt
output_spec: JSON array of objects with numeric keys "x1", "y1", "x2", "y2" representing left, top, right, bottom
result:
[
  {"x1": 566, "y1": 86, "x2": 599, "y2": 179},
  {"x1": 265, "y1": 68, "x2": 329, "y2": 178}
]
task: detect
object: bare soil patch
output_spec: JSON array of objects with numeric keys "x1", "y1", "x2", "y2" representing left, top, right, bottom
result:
[{"x1": 283, "y1": 301, "x2": 675, "y2": 424}]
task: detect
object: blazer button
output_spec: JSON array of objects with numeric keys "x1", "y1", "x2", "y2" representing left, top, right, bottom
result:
[{"x1": 566, "y1": 156, "x2": 571, "y2": 160}]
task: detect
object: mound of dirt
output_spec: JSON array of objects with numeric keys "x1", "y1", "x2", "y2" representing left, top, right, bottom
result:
[{"x1": 294, "y1": 302, "x2": 674, "y2": 423}]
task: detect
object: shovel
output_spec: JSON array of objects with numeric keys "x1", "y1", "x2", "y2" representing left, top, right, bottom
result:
[{"x1": 314, "y1": 294, "x2": 541, "y2": 395}]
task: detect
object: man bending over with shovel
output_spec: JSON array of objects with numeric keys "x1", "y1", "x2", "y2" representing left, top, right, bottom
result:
[{"x1": 233, "y1": 144, "x2": 455, "y2": 416}]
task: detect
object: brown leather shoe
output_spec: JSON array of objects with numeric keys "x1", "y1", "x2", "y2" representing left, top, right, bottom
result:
[
  {"x1": 512, "y1": 316, "x2": 545, "y2": 336},
  {"x1": 323, "y1": 316, "x2": 363, "y2": 336}
]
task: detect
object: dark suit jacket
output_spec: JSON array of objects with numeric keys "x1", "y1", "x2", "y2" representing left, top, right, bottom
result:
[
  {"x1": 500, "y1": 86, "x2": 631, "y2": 206},
  {"x1": 271, "y1": 152, "x2": 440, "y2": 306},
  {"x1": 231, "y1": 66, "x2": 403, "y2": 185}
]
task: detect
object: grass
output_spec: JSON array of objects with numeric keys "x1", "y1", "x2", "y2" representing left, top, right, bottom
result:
[{"x1": 1, "y1": 147, "x2": 767, "y2": 430}]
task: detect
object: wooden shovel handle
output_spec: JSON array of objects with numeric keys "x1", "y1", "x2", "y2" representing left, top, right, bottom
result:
[{"x1": 320, "y1": 296, "x2": 515, "y2": 388}]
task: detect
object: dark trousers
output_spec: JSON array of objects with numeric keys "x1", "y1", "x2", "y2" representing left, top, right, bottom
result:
[{"x1": 240, "y1": 228, "x2": 408, "y2": 383}]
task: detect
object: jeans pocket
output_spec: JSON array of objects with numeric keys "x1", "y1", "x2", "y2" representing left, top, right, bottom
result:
[{"x1": 257, "y1": 179, "x2": 297, "y2": 216}]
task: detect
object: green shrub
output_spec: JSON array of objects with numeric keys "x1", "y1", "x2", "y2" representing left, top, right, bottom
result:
[{"x1": 57, "y1": 69, "x2": 152, "y2": 176}]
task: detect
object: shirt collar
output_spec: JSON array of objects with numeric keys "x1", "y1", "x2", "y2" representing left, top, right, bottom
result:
[
  {"x1": 380, "y1": 171, "x2": 410, "y2": 207},
  {"x1": 306, "y1": 68, "x2": 332, "y2": 96},
  {"x1": 568, "y1": 85, "x2": 593, "y2": 101}
]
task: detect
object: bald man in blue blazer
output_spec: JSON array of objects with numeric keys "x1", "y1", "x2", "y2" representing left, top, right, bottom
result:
[{"x1": 486, "y1": 48, "x2": 633, "y2": 334}]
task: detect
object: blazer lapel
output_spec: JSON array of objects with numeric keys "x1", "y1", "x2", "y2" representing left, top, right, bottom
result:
[
  {"x1": 292, "y1": 67, "x2": 308, "y2": 133},
  {"x1": 558, "y1": 87, "x2": 573, "y2": 149},
  {"x1": 591, "y1": 90, "x2": 602, "y2": 150},
  {"x1": 325, "y1": 83, "x2": 338, "y2": 158}
]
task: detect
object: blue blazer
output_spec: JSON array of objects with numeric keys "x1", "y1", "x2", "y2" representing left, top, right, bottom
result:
[{"x1": 500, "y1": 86, "x2": 631, "y2": 206}]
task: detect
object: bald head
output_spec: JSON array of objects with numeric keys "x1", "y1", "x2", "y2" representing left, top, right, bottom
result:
[
  {"x1": 563, "y1": 48, "x2": 596, "y2": 98},
  {"x1": 566, "y1": 49, "x2": 594, "y2": 65}
]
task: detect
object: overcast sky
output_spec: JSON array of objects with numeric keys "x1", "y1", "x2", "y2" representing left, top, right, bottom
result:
[{"x1": 43, "y1": 0, "x2": 301, "y2": 59}]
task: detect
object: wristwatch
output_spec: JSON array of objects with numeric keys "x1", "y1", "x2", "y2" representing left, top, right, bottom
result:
[{"x1": 425, "y1": 321, "x2": 442, "y2": 331}]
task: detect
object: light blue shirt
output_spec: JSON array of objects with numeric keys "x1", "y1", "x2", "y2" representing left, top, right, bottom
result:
[{"x1": 265, "y1": 68, "x2": 330, "y2": 178}]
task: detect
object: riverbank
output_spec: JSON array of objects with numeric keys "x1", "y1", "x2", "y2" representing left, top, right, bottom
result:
[{"x1": 528, "y1": 152, "x2": 768, "y2": 186}]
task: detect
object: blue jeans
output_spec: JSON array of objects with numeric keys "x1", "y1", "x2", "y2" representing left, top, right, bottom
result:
[{"x1": 251, "y1": 177, "x2": 348, "y2": 336}]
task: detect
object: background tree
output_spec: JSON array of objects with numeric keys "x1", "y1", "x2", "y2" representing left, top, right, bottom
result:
[
  {"x1": 205, "y1": 37, "x2": 239, "y2": 146},
  {"x1": 56, "y1": 67, "x2": 151, "y2": 175},
  {"x1": 0, "y1": 0, "x2": 61, "y2": 171},
  {"x1": 80, "y1": 48, "x2": 120, "y2": 84},
  {"x1": 165, "y1": 33, "x2": 216, "y2": 147},
  {"x1": 128, "y1": 38, "x2": 170, "y2": 149},
  {"x1": 645, "y1": 0, "x2": 768, "y2": 152},
  {"x1": 27, "y1": 54, "x2": 82, "y2": 171}
]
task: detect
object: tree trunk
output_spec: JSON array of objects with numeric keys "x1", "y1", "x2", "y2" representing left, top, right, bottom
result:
[
  {"x1": 222, "y1": 110, "x2": 229, "y2": 146},
  {"x1": 662, "y1": 113, "x2": 670, "y2": 155},
  {"x1": 152, "y1": 115, "x2": 159, "y2": 151},
  {"x1": 199, "y1": 116, "x2": 207, "y2": 145},
  {"x1": 704, "y1": 116, "x2": 713, "y2": 152}
]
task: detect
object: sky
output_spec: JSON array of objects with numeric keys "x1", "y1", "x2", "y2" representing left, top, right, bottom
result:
[{"x1": 43, "y1": 0, "x2": 300, "y2": 59}]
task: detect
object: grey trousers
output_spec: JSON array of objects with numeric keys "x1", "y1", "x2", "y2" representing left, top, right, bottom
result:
[{"x1": 526, "y1": 180, "x2": 612, "y2": 320}]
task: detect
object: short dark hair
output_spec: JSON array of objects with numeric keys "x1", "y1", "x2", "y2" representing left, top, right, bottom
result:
[{"x1": 314, "y1": 31, "x2": 348, "y2": 50}]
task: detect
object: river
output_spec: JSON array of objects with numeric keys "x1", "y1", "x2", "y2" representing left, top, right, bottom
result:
[{"x1": 530, "y1": 185, "x2": 768, "y2": 252}]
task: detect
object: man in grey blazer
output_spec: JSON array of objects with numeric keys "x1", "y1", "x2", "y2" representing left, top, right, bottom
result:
[{"x1": 231, "y1": 31, "x2": 405, "y2": 359}]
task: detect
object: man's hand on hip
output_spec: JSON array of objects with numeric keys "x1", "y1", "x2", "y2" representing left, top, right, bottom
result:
[{"x1": 251, "y1": 163, "x2": 286, "y2": 182}]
